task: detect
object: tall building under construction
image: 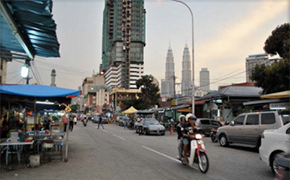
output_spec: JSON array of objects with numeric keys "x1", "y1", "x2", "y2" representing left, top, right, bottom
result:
[{"x1": 101, "y1": 0, "x2": 146, "y2": 89}]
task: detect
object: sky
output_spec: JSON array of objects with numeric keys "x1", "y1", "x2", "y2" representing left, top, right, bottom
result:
[{"x1": 6, "y1": 0, "x2": 289, "y2": 91}]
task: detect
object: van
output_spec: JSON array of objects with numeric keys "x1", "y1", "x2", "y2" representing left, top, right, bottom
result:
[{"x1": 216, "y1": 111, "x2": 284, "y2": 148}]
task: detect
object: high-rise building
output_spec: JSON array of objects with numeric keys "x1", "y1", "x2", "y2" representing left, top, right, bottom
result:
[
  {"x1": 181, "y1": 44, "x2": 191, "y2": 96},
  {"x1": 161, "y1": 46, "x2": 175, "y2": 97},
  {"x1": 200, "y1": 68, "x2": 209, "y2": 91},
  {"x1": 101, "y1": 0, "x2": 146, "y2": 89},
  {"x1": 246, "y1": 53, "x2": 268, "y2": 82}
]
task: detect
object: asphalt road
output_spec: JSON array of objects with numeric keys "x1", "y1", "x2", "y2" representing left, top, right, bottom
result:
[{"x1": 0, "y1": 121, "x2": 275, "y2": 180}]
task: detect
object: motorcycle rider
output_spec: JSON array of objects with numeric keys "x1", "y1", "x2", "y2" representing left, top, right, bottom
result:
[
  {"x1": 177, "y1": 115, "x2": 186, "y2": 160},
  {"x1": 182, "y1": 113, "x2": 197, "y2": 165}
]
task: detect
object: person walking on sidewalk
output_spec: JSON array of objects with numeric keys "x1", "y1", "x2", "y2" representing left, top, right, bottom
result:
[
  {"x1": 62, "y1": 114, "x2": 68, "y2": 132},
  {"x1": 69, "y1": 113, "x2": 74, "y2": 131},
  {"x1": 97, "y1": 116, "x2": 104, "y2": 129}
]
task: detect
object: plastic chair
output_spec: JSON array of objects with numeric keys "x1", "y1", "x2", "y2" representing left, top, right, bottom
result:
[{"x1": 5, "y1": 138, "x2": 22, "y2": 165}]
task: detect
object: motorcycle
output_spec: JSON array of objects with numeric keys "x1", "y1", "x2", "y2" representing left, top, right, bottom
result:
[
  {"x1": 180, "y1": 134, "x2": 209, "y2": 173},
  {"x1": 210, "y1": 128, "x2": 218, "y2": 143}
]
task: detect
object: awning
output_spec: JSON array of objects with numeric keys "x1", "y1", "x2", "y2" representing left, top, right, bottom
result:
[
  {"x1": 0, "y1": 0, "x2": 60, "y2": 59},
  {"x1": 0, "y1": 84, "x2": 80, "y2": 97},
  {"x1": 171, "y1": 105, "x2": 190, "y2": 110},
  {"x1": 122, "y1": 106, "x2": 138, "y2": 114},
  {"x1": 260, "y1": 91, "x2": 290, "y2": 99},
  {"x1": 195, "y1": 100, "x2": 206, "y2": 105},
  {"x1": 177, "y1": 108, "x2": 191, "y2": 112},
  {"x1": 0, "y1": 84, "x2": 80, "y2": 110}
]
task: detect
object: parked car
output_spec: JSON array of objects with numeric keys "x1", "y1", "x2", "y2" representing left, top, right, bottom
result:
[
  {"x1": 216, "y1": 111, "x2": 284, "y2": 148},
  {"x1": 275, "y1": 153, "x2": 290, "y2": 180},
  {"x1": 120, "y1": 116, "x2": 131, "y2": 126},
  {"x1": 259, "y1": 123, "x2": 290, "y2": 175},
  {"x1": 142, "y1": 118, "x2": 165, "y2": 135},
  {"x1": 195, "y1": 118, "x2": 223, "y2": 136},
  {"x1": 115, "y1": 116, "x2": 130, "y2": 126},
  {"x1": 92, "y1": 115, "x2": 108, "y2": 124}
]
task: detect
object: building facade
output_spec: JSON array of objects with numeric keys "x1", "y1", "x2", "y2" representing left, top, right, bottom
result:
[
  {"x1": 101, "y1": 0, "x2": 146, "y2": 89},
  {"x1": 200, "y1": 68, "x2": 209, "y2": 91},
  {"x1": 0, "y1": 57, "x2": 10, "y2": 84},
  {"x1": 246, "y1": 53, "x2": 268, "y2": 82},
  {"x1": 161, "y1": 46, "x2": 175, "y2": 97},
  {"x1": 181, "y1": 44, "x2": 191, "y2": 96}
]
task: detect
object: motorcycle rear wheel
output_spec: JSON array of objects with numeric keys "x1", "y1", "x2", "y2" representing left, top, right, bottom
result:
[
  {"x1": 198, "y1": 152, "x2": 209, "y2": 173},
  {"x1": 211, "y1": 134, "x2": 217, "y2": 143}
]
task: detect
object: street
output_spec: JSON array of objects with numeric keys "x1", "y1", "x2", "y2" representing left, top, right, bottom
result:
[{"x1": 0, "y1": 122, "x2": 275, "y2": 180}]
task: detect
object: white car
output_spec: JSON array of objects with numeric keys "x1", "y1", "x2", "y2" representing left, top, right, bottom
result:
[{"x1": 259, "y1": 123, "x2": 290, "y2": 175}]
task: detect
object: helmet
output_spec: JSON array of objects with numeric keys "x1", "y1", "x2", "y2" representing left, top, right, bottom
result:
[
  {"x1": 185, "y1": 113, "x2": 196, "y2": 122},
  {"x1": 178, "y1": 115, "x2": 186, "y2": 122}
]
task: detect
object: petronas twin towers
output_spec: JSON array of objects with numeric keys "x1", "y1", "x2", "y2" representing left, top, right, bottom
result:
[{"x1": 161, "y1": 45, "x2": 192, "y2": 97}]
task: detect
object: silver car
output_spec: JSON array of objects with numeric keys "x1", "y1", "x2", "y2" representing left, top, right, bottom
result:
[{"x1": 143, "y1": 118, "x2": 165, "y2": 135}]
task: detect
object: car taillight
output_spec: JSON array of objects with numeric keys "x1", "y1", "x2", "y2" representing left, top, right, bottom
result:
[{"x1": 261, "y1": 133, "x2": 265, "y2": 139}]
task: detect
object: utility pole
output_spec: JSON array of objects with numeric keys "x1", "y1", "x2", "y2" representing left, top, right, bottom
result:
[{"x1": 173, "y1": 76, "x2": 176, "y2": 99}]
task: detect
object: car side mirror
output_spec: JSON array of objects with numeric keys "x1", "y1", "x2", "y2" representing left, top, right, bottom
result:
[{"x1": 230, "y1": 121, "x2": 235, "y2": 126}]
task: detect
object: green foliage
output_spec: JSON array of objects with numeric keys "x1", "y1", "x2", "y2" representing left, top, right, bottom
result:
[
  {"x1": 251, "y1": 59, "x2": 290, "y2": 94},
  {"x1": 136, "y1": 75, "x2": 161, "y2": 109},
  {"x1": 121, "y1": 75, "x2": 160, "y2": 110},
  {"x1": 121, "y1": 98, "x2": 148, "y2": 110},
  {"x1": 70, "y1": 104, "x2": 79, "y2": 113},
  {"x1": 264, "y1": 23, "x2": 290, "y2": 59}
]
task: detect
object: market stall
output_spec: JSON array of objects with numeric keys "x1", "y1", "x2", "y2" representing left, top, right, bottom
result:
[{"x1": 0, "y1": 84, "x2": 80, "y2": 165}]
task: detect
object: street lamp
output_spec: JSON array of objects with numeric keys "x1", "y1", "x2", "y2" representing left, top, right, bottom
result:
[
  {"x1": 21, "y1": 59, "x2": 30, "y2": 84},
  {"x1": 171, "y1": 0, "x2": 195, "y2": 114}
]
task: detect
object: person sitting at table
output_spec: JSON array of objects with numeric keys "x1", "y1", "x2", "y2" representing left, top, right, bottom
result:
[{"x1": 0, "y1": 115, "x2": 9, "y2": 138}]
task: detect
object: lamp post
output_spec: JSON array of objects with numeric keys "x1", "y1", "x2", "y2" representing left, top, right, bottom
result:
[
  {"x1": 172, "y1": 0, "x2": 195, "y2": 114},
  {"x1": 21, "y1": 59, "x2": 30, "y2": 84}
]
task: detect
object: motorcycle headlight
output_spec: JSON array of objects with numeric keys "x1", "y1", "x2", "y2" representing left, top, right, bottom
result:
[{"x1": 195, "y1": 134, "x2": 203, "y2": 140}]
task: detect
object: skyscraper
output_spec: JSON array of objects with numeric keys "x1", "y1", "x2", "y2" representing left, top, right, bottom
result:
[
  {"x1": 200, "y1": 68, "x2": 209, "y2": 91},
  {"x1": 101, "y1": 0, "x2": 146, "y2": 89},
  {"x1": 161, "y1": 46, "x2": 175, "y2": 97},
  {"x1": 181, "y1": 44, "x2": 191, "y2": 96}
]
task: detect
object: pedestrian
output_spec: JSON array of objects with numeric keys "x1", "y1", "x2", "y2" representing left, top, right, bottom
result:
[
  {"x1": 74, "y1": 116, "x2": 77, "y2": 125},
  {"x1": 176, "y1": 115, "x2": 186, "y2": 160},
  {"x1": 62, "y1": 114, "x2": 68, "y2": 132},
  {"x1": 136, "y1": 115, "x2": 143, "y2": 135},
  {"x1": 69, "y1": 113, "x2": 74, "y2": 131},
  {"x1": 97, "y1": 116, "x2": 104, "y2": 129}
]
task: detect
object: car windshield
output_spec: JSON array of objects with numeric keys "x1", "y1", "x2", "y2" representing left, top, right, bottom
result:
[{"x1": 144, "y1": 119, "x2": 160, "y2": 125}]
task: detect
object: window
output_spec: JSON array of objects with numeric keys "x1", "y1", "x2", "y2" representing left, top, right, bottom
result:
[
  {"x1": 246, "y1": 114, "x2": 259, "y2": 125},
  {"x1": 201, "y1": 120, "x2": 210, "y2": 125},
  {"x1": 234, "y1": 115, "x2": 245, "y2": 125},
  {"x1": 211, "y1": 120, "x2": 222, "y2": 126},
  {"x1": 261, "y1": 113, "x2": 275, "y2": 124},
  {"x1": 286, "y1": 128, "x2": 290, "y2": 134},
  {"x1": 281, "y1": 114, "x2": 290, "y2": 125}
]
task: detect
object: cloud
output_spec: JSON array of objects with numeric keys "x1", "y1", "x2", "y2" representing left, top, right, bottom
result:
[{"x1": 197, "y1": 1, "x2": 288, "y2": 68}]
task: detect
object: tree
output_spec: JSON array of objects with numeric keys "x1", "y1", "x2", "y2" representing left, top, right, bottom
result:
[
  {"x1": 251, "y1": 23, "x2": 290, "y2": 94},
  {"x1": 264, "y1": 23, "x2": 290, "y2": 59},
  {"x1": 70, "y1": 104, "x2": 80, "y2": 113},
  {"x1": 121, "y1": 75, "x2": 160, "y2": 110},
  {"x1": 136, "y1": 75, "x2": 161, "y2": 109},
  {"x1": 251, "y1": 59, "x2": 290, "y2": 94}
]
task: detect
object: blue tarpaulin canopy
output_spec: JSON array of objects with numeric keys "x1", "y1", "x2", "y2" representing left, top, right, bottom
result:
[
  {"x1": 0, "y1": 84, "x2": 80, "y2": 110},
  {"x1": 0, "y1": 84, "x2": 80, "y2": 97}
]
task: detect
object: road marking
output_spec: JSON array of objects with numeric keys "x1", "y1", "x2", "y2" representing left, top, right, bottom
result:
[
  {"x1": 102, "y1": 129, "x2": 108, "y2": 133},
  {"x1": 142, "y1": 146, "x2": 180, "y2": 163},
  {"x1": 113, "y1": 134, "x2": 126, "y2": 141}
]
